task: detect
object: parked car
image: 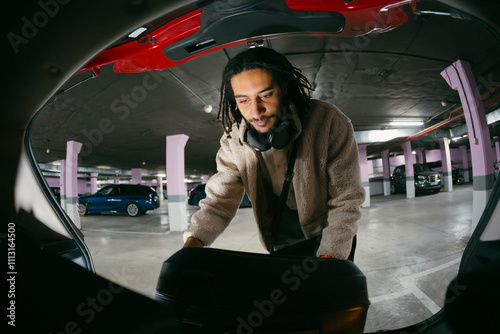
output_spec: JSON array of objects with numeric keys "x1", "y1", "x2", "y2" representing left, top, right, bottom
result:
[
  {"x1": 79, "y1": 184, "x2": 160, "y2": 217},
  {"x1": 391, "y1": 163, "x2": 442, "y2": 194},
  {"x1": 188, "y1": 184, "x2": 207, "y2": 205},
  {"x1": 188, "y1": 184, "x2": 251, "y2": 207},
  {"x1": 50, "y1": 187, "x2": 61, "y2": 203}
]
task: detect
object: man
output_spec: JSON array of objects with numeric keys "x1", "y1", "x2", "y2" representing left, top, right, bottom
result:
[{"x1": 183, "y1": 47, "x2": 364, "y2": 259}]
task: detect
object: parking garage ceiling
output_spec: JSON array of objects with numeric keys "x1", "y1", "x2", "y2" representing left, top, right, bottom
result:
[{"x1": 30, "y1": 1, "x2": 500, "y2": 180}]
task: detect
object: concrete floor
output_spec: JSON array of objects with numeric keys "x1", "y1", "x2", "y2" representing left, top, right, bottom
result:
[{"x1": 82, "y1": 183, "x2": 473, "y2": 332}]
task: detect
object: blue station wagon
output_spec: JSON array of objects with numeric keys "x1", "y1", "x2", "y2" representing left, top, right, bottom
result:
[{"x1": 79, "y1": 184, "x2": 160, "y2": 217}]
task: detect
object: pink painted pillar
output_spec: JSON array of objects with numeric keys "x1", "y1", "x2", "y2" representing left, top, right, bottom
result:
[
  {"x1": 114, "y1": 178, "x2": 120, "y2": 185},
  {"x1": 131, "y1": 168, "x2": 142, "y2": 185},
  {"x1": 381, "y1": 149, "x2": 391, "y2": 196},
  {"x1": 358, "y1": 144, "x2": 370, "y2": 207},
  {"x1": 202, "y1": 174, "x2": 210, "y2": 184},
  {"x1": 65, "y1": 140, "x2": 83, "y2": 228},
  {"x1": 415, "y1": 147, "x2": 425, "y2": 164},
  {"x1": 441, "y1": 59, "x2": 494, "y2": 230},
  {"x1": 494, "y1": 137, "x2": 500, "y2": 163},
  {"x1": 440, "y1": 138, "x2": 452, "y2": 192},
  {"x1": 90, "y1": 172, "x2": 98, "y2": 194},
  {"x1": 60, "y1": 160, "x2": 66, "y2": 208},
  {"x1": 460, "y1": 145, "x2": 470, "y2": 183},
  {"x1": 157, "y1": 176, "x2": 164, "y2": 200},
  {"x1": 402, "y1": 141, "x2": 415, "y2": 199},
  {"x1": 166, "y1": 134, "x2": 189, "y2": 231}
]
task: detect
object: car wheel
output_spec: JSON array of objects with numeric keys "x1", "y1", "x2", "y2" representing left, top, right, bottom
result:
[
  {"x1": 126, "y1": 203, "x2": 140, "y2": 217},
  {"x1": 79, "y1": 202, "x2": 87, "y2": 216}
]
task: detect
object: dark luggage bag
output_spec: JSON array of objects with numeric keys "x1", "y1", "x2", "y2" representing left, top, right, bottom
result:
[{"x1": 155, "y1": 248, "x2": 370, "y2": 333}]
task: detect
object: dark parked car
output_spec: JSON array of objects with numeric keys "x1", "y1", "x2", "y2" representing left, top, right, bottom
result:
[
  {"x1": 391, "y1": 164, "x2": 442, "y2": 194},
  {"x1": 79, "y1": 184, "x2": 160, "y2": 217},
  {"x1": 188, "y1": 184, "x2": 207, "y2": 206},
  {"x1": 188, "y1": 184, "x2": 251, "y2": 207}
]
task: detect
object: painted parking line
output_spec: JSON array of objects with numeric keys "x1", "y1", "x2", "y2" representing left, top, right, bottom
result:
[{"x1": 369, "y1": 257, "x2": 461, "y2": 314}]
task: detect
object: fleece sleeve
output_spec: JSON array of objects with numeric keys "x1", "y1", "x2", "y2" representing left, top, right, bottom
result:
[{"x1": 316, "y1": 114, "x2": 365, "y2": 259}]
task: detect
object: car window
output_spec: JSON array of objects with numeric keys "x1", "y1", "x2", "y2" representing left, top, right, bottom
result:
[
  {"x1": 121, "y1": 187, "x2": 134, "y2": 195},
  {"x1": 415, "y1": 164, "x2": 432, "y2": 173},
  {"x1": 98, "y1": 187, "x2": 114, "y2": 195}
]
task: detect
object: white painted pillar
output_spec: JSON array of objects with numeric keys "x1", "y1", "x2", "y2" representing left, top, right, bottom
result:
[
  {"x1": 65, "y1": 141, "x2": 83, "y2": 228},
  {"x1": 440, "y1": 138, "x2": 453, "y2": 192},
  {"x1": 381, "y1": 150, "x2": 391, "y2": 196},
  {"x1": 166, "y1": 134, "x2": 189, "y2": 231}
]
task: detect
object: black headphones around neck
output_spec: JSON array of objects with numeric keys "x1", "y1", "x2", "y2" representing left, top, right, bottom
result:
[{"x1": 246, "y1": 119, "x2": 291, "y2": 152}]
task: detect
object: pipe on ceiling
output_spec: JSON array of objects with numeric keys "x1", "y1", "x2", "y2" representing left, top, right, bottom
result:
[{"x1": 378, "y1": 84, "x2": 500, "y2": 153}]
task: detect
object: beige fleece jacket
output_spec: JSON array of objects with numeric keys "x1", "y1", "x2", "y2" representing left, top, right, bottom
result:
[{"x1": 184, "y1": 99, "x2": 365, "y2": 259}]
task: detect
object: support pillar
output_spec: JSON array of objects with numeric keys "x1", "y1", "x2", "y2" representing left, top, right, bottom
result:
[
  {"x1": 358, "y1": 145, "x2": 370, "y2": 207},
  {"x1": 131, "y1": 168, "x2": 142, "y2": 185},
  {"x1": 65, "y1": 140, "x2": 83, "y2": 228},
  {"x1": 460, "y1": 145, "x2": 470, "y2": 183},
  {"x1": 381, "y1": 150, "x2": 391, "y2": 196},
  {"x1": 166, "y1": 134, "x2": 189, "y2": 231},
  {"x1": 114, "y1": 178, "x2": 120, "y2": 185},
  {"x1": 202, "y1": 174, "x2": 209, "y2": 184},
  {"x1": 402, "y1": 141, "x2": 415, "y2": 199},
  {"x1": 494, "y1": 137, "x2": 500, "y2": 163},
  {"x1": 60, "y1": 160, "x2": 66, "y2": 209},
  {"x1": 415, "y1": 147, "x2": 425, "y2": 164},
  {"x1": 441, "y1": 59, "x2": 494, "y2": 230},
  {"x1": 90, "y1": 172, "x2": 98, "y2": 194},
  {"x1": 440, "y1": 138, "x2": 453, "y2": 192},
  {"x1": 157, "y1": 176, "x2": 164, "y2": 200}
]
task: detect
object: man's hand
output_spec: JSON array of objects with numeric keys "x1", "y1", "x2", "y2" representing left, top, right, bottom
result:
[{"x1": 183, "y1": 236, "x2": 204, "y2": 248}]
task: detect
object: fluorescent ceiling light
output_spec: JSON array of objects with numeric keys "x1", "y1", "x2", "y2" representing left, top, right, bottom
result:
[
  {"x1": 389, "y1": 121, "x2": 424, "y2": 126},
  {"x1": 128, "y1": 27, "x2": 147, "y2": 38},
  {"x1": 367, "y1": 130, "x2": 403, "y2": 142}
]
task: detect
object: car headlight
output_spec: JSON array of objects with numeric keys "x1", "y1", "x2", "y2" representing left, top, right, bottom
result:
[{"x1": 417, "y1": 175, "x2": 426, "y2": 181}]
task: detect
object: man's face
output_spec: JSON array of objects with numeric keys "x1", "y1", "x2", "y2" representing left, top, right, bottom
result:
[{"x1": 230, "y1": 68, "x2": 286, "y2": 133}]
